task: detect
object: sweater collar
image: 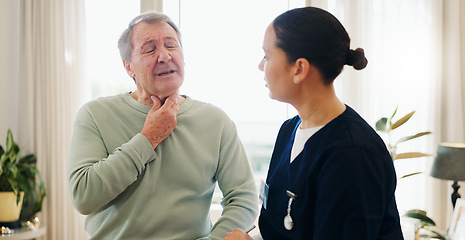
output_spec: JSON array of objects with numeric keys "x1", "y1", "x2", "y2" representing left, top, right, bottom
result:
[{"x1": 120, "y1": 92, "x2": 193, "y2": 115}]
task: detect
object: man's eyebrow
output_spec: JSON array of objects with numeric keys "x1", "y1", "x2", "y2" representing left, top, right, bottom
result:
[
  {"x1": 140, "y1": 39, "x2": 155, "y2": 50},
  {"x1": 141, "y1": 36, "x2": 178, "y2": 47},
  {"x1": 164, "y1": 36, "x2": 180, "y2": 43}
]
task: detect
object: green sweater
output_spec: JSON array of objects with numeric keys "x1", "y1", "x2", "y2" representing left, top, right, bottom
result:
[{"x1": 68, "y1": 93, "x2": 258, "y2": 240}]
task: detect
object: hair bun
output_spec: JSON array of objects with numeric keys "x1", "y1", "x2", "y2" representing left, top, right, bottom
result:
[{"x1": 346, "y1": 48, "x2": 368, "y2": 70}]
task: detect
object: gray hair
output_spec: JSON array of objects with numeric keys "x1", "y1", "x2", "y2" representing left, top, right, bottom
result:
[{"x1": 118, "y1": 11, "x2": 181, "y2": 62}]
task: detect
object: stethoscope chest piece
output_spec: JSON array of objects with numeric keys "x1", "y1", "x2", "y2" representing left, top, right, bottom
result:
[
  {"x1": 284, "y1": 214, "x2": 294, "y2": 230},
  {"x1": 284, "y1": 190, "x2": 297, "y2": 230}
]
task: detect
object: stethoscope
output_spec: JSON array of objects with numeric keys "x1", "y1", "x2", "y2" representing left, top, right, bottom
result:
[{"x1": 284, "y1": 190, "x2": 297, "y2": 230}]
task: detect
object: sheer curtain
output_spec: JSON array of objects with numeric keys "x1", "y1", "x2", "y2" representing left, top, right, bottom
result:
[
  {"x1": 4, "y1": 0, "x2": 463, "y2": 239},
  {"x1": 20, "y1": 0, "x2": 89, "y2": 239},
  {"x1": 433, "y1": 0, "x2": 465, "y2": 230},
  {"x1": 310, "y1": 0, "x2": 465, "y2": 232}
]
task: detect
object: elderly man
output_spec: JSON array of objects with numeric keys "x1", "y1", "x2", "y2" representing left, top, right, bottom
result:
[{"x1": 68, "y1": 11, "x2": 258, "y2": 240}]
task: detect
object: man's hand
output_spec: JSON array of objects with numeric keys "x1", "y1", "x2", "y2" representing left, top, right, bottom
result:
[
  {"x1": 140, "y1": 92, "x2": 180, "y2": 149},
  {"x1": 224, "y1": 228, "x2": 253, "y2": 240}
]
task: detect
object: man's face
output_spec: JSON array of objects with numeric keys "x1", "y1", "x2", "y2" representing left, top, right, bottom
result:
[{"x1": 124, "y1": 21, "x2": 184, "y2": 99}]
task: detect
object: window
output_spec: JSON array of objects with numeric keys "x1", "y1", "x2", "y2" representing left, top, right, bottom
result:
[
  {"x1": 85, "y1": 0, "x2": 305, "y2": 179},
  {"x1": 85, "y1": 1, "x2": 140, "y2": 98},
  {"x1": 163, "y1": 0, "x2": 305, "y2": 178}
]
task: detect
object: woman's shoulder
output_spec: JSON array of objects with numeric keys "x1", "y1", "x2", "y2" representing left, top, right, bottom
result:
[
  {"x1": 320, "y1": 106, "x2": 389, "y2": 157},
  {"x1": 280, "y1": 115, "x2": 301, "y2": 131}
]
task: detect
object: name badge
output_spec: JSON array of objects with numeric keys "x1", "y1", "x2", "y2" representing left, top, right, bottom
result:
[{"x1": 259, "y1": 179, "x2": 269, "y2": 209}]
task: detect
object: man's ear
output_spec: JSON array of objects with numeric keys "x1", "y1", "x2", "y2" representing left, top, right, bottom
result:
[
  {"x1": 293, "y1": 58, "x2": 310, "y2": 84},
  {"x1": 123, "y1": 60, "x2": 135, "y2": 78}
]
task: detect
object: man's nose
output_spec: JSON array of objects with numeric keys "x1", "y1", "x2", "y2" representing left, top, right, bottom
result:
[{"x1": 157, "y1": 49, "x2": 171, "y2": 63}]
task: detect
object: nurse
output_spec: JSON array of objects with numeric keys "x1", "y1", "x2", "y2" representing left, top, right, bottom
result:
[{"x1": 225, "y1": 6, "x2": 404, "y2": 240}]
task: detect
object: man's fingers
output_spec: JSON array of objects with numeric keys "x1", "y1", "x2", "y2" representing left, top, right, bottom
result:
[
  {"x1": 161, "y1": 93, "x2": 180, "y2": 110},
  {"x1": 151, "y1": 95, "x2": 162, "y2": 109}
]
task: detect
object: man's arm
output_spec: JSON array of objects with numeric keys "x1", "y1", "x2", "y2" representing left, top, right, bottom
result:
[
  {"x1": 209, "y1": 120, "x2": 259, "y2": 240},
  {"x1": 67, "y1": 93, "x2": 179, "y2": 215},
  {"x1": 67, "y1": 109, "x2": 156, "y2": 215}
]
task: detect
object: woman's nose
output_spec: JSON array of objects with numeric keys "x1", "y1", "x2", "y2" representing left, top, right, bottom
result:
[{"x1": 258, "y1": 58, "x2": 265, "y2": 71}]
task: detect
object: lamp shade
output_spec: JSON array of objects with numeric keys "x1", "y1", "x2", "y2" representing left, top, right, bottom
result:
[{"x1": 430, "y1": 142, "x2": 465, "y2": 181}]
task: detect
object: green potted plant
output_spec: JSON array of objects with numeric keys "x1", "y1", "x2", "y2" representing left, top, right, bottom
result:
[
  {"x1": 0, "y1": 129, "x2": 46, "y2": 226},
  {"x1": 376, "y1": 108, "x2": 443, "y2": 239},
  {"x1": 375, "y1": 107, "x2": 432, "y2": 179}
]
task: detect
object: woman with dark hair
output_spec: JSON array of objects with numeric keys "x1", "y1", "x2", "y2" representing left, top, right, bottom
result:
[{"x1": 225, "y1": 7, "x2": 404, "y2": 240}]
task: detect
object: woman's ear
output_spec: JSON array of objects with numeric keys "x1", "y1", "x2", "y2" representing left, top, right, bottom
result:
[
  {"x1": 123, "y1": 60, "x2": 135, "y2": 78},
  {"x1": 293, "y1": 58, "x2": 310, "y2": 84}
]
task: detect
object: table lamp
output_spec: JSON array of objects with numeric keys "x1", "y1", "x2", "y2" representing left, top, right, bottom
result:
[{"x1": 430, "y1": 142, "x2": 465, "y2": 208}]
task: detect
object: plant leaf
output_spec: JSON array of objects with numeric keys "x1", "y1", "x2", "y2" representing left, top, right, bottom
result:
[
  {"x1": 403, "y1": 210, "x2": 436, "y2": 226},
  {"x1": 375, "y1": 118, "x2": 388, "y2": 132},
  {"x1": 8, "y1": 164, "x2": 18, "y2": 178},
  {"x1": 6, "y1": 129, "x2": 14, "y2": 154},
  {"x1": 385, "y1": 107, "x2": 398, "y2": 132},
  {"x1": 0, "y1": 145, "x2": 4, "y2": 176},
  {"x1": 400, "y1": 172, "x2": 422, "y2": 179},
  {"x1": 19, "y1": 154, "x2": 37, "y2": 165},
  {"x1": 0, "y1": 159, "x2": 4, "y2": 176},
  {"x1": 394, "y1": 152, "x2": 431, "y2": 160},
  {"x1": 391, "y1": 111, "x2": 415, "y2": 130},
  {"x1": 390, "y1": 106, "x2": 398, "y2": 120},
  {"x1": 396, "y1": 131, "x2": 432, "y2": 144},
  {"x1": 7, "y1": 178, "x2": 20, "y2": 195},
  {"x1": 423, "y1": 226, "x2": 447, "y2": 240}
]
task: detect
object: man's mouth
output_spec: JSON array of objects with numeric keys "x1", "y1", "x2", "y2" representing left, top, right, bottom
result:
[{"x1": 157, "y1": 70, "x2": 175, "y2": 76}]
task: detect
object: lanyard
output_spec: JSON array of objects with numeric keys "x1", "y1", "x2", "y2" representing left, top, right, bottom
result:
[{"x1": 283, "y1": 121, "x2": 301, "y2": 230}]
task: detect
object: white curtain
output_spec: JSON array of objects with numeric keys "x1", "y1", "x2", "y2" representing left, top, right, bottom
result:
[
  {"x1": 439, "y1": 2, "x2": 465, "y2": 145},
  {"x1": 432, "y1": 0, "x2": 465, "y2": 230},
  {"x1": 310, "y1": 0, "x2": 465, "y2": 233},
  {"x1": 2, "y1": 0, "x2": 462, "y2": 239},
  {"x1": 20, "y1": 0, "x2": 89, "y2": 239}
]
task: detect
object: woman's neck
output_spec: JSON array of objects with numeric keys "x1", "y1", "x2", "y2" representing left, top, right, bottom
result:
[{"x1": 294, "y1": 85, "x2": 346, "y2": 129}]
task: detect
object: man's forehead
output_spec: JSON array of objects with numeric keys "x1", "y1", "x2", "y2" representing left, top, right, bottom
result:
[
  {"x1": 141, "y1": 36, "x2": 178, "y2": 45},
  {"x1": 133, "y1": 22, "x2": 179, "y2": 42}
]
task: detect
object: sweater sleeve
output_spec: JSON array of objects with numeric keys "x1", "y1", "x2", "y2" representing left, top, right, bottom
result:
[
  {"x1": 208, "y1": 119, "x2": 259, "y2": 240},
  {"x1": 67, "y1": 105, "x2": 156, "y2": 215}
]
